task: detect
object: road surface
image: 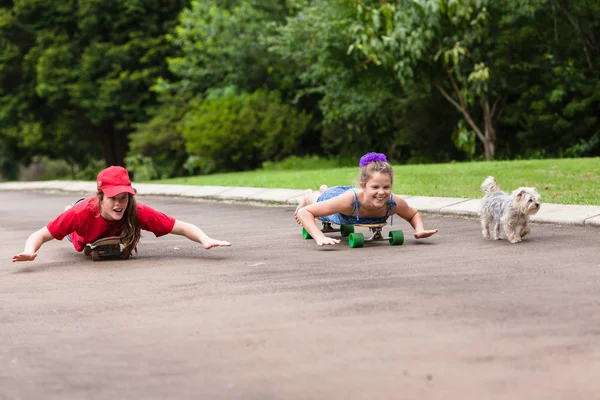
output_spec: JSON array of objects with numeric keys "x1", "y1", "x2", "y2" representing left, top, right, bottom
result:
[{"x1": 1, "y1": 192, "x2": 599, "y2": 400}]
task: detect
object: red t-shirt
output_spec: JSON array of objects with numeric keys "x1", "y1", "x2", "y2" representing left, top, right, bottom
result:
[{"x1": 46, "y1": 197, "x2": 176, "y2": 252}]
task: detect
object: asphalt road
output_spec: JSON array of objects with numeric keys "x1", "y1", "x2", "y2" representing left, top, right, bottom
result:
[{"x1": 1, "y1": 191, "x2": 599, "y2": 400}]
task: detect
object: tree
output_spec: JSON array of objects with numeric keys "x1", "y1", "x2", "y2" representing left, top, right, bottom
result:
[
  {"x1": 268, "y1": 0, "x2": 413, "y2": 159},
  {"x1": 0, "y1": 0, "x2": 187, "y2": 171},
  {"x1": 350, "y1": 0, "x2": 509, "y2": 160},
  {"x1": 500, "y1": 0, "x2": 600, "y2": 157},
  {"x1": 144, "y1": 0, "x2": 313, "y2": 173},
  {"x1": 156, "y1": 0, "x2": 291, "y2": 96}
]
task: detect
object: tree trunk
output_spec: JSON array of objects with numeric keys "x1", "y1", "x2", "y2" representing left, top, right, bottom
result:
[
  {"x1": 99, "y1": 124, "x2": 129, "y2": 167},
  {"x1": 434, "y1": 81, "x2": 501, "y2": 161},
  {"x1": 482, "y1": 100, "x2": 496, "y2": 161}
]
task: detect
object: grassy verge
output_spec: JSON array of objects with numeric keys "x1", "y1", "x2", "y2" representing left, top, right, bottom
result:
[{"x1": 152, "y1": 157, "x2": 600, "y2": 206}]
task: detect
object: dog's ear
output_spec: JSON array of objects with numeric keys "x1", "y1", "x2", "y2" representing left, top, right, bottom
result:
[{"x1": 513, "y1": 188, "x2": 526, "y2": 199}]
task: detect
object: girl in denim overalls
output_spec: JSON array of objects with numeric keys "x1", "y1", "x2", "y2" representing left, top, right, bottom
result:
[{"x1": 295, "y1": 153, "x2": 438, "y2": 247}]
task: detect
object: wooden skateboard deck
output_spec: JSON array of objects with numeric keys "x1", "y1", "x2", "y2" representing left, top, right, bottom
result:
[
  {"x1": 350, "y1": 223, "x2": 386, "y2": 228},
  {"x1": 84, "y1": 236, "x2": 130, "y2": 261}
]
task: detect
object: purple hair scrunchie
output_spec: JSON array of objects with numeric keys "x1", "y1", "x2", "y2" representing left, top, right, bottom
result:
[{"x1": 359, "y1": 152, "x2": 388, "y2": 168}]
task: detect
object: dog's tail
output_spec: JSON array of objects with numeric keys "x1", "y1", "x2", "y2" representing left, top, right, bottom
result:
[{"x1": 481, "y1": 176, "x2": 500, "y2": 193}]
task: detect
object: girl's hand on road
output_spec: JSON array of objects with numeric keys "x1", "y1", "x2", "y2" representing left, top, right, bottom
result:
[
  {"x1": 202, "y1": 239, "x2": 232, "y2": 250},
  {"x1": 316, "y1": 237, "x2": 341, "y2": 247},
  {"x1": 12, "y1": 253, "x2": 37, "y2": 262}
]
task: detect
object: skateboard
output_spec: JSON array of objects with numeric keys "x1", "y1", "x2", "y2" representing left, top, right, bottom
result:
[
  {"x1": 301, "y1": 222, "x2": 404, "y2": 248},
  {"x1": 83, "y1": 236, "x2": 131, "y2": 261}
]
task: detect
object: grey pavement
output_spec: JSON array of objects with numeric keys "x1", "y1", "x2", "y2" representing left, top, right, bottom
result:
[
  {"x1": 2, "y1": 188, "x2": 600, "y2": 399},
  {"x1": 1, "y1": 180, "x2": 599, "y2": 227}
]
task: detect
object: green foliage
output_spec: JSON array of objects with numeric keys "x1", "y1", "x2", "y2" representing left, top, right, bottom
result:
[
  {"x1": 452, "y1": 120, "x2": 477, "y2": 158},
  {"x1": 73, "y1": 159, "x2": 106, "y2": 180},
  {"x1": 154, "y1": 157, "x2": 600, "y2": 206},
  {"x1": 125, "y1": 154, "x2": 159, "y2": 181},
  {"x1": 128, "y1": 94, "x2": 190, "y2": 178},
  {"x1": 384, "y1": 89, "x2": 463, "y2": 164},
  {"x1": 18, "y1": 156, "x2": 73, "y2": 181},
  {"x1": 349, "y1": 0, "x2": 506, "y2": 159},
  {"x1": 499, "y1": 1, "x2": 600, "y2": 158},
  {"x1": 268, "y1": 0, "x2": 409, "y2": 157},
  {"x1": 181, "y1": 89, "x2": 311, "y2": 173},
  {"x1": 159, "y1": 0, "x2": 289, "y2": 96},
  {"x1": 1, "y1": 0, "x2": 600, "y2": 176},
  {"x1": 564, "y1": 133, "x2": 600, "y2": 158},
  {"x1": 0, "y1": 0, "x2": 187, "y2": 171},
  {"x1": 16, "y1": 156, "x2": 104, "y2": 181},
  {"x1": 261, "y1": 155, "x2": 357, "y2": 171}
]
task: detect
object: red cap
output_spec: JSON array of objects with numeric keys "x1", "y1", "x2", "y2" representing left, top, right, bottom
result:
[{"x1": 96, "y1": 166, "x2": 136, "y2": 197}]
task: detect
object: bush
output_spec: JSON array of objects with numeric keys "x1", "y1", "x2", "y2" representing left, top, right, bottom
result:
[
  {"x1": 18, "y1": 156, "x2": 72, "y2": 181},
  {"x1": 73, "y1": 159, "x2": 105, "y2": 181},
  {"x1": 125, "y1": 155, "x2": 159, "y2": 182},
  {"x1": 127, "y1": 96, "x2": 191, "y2": 179},
  {"x1": 181, "y1": 89, "x2": 311, "y2": 173},
  {"x1": 17, "y1": 156, "x2": 104, "y2": 181}
]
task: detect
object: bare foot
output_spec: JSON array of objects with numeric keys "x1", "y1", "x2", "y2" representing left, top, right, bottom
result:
[{"x1": 413, "y1": 229, "x2": 439, "y2": 239}]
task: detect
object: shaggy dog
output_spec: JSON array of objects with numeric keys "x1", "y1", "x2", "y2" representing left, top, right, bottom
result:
[{"x1": 480, "y1": 176, "x2": 541, "y2": 243}]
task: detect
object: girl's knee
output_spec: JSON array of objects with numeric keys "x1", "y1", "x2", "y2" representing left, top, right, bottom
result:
[{"x1": 319, "y1": 184, "x2": 328, "y2": 193}]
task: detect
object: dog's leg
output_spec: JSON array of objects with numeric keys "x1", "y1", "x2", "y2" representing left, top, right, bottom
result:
[
  {"x1": 481, "y1": 215, "x2": 493, "y2": 239},
  {"x1": 504, "y1": 221, "x2": 522, "y2": 243},
  {"x1": 508, "y1": 235, "x2": 522, "y2": 243},
  {"x1": 519, "y1": 222, "x2": 531, "y2": 238},
  {"x1": 493, "y1": 220, "x2": 502, "y2": 240}
]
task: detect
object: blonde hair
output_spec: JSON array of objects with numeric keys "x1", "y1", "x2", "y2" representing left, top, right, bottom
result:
[
  {"x1": 360, "y1": 160, "x2": 394, "y2": 185},
  {"x1": 97, "y1": 191, "x2": 141, "y2": 257}
]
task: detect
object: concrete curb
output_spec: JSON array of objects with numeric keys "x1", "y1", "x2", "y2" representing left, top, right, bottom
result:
[{"x1": 1, "y1": 181, "x2": 599, "y2": 227}]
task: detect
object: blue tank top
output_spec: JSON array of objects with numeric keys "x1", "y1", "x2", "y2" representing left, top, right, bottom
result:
[{"x1": 316, "y1": 185, "x2": 397, "y2": 225}]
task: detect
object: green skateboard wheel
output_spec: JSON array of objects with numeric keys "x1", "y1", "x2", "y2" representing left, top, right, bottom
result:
[
  {"x1": 389, "y1": 230, "x2": 404, "y2": 245},
  {"x1": 340, "y1": 224, "x2": 355, "y2": 237},
  {"x1": 302, "y1": 227, "x2": 312, "y2": 240},
  {"x1": 349, "y1": 232, "x2": 364, "y2": 248}
]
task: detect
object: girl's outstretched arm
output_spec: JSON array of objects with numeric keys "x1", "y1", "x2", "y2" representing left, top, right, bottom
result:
[
  {"x1": 408, "y1": 211, "x2": 439, "y2": 238},
  {"x1": 170, "y1": 219, "x2": 232, "y2": 250},
  {"x1": 296, "y1": 190, "x2": 355, "y2": 247},
  {"x1": 392, "y1": 196, "x2": 439, "y2": 239},
  {"x1": 12, "y1": 227, "x2": 55, "y2": 262}
]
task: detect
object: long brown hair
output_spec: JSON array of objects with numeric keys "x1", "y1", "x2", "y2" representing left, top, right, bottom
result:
[{"x1": 97, "y1": 191, "x2": 141, "y2": 257}]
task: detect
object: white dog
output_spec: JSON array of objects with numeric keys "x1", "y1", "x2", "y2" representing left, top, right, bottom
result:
[{"x1": 480, "y1": 176, "x2": 541, "y2": 243}]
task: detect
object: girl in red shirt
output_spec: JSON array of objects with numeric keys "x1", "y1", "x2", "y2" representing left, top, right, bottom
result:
[{"x1": 12, "y1": 166, "x2": 231, "y2": 262}]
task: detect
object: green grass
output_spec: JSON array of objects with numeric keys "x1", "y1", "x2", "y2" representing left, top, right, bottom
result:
[{"x1": 151, "y1": 157, "x2": 600, "y2": 206}]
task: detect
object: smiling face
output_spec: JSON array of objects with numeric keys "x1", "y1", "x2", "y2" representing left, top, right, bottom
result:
[
  {"x1": 361, "y1": 172, "x2": 393, "y2": 209},
  {"x1": 100, "y1": 192, "x2": 130, "y2": 221}
]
